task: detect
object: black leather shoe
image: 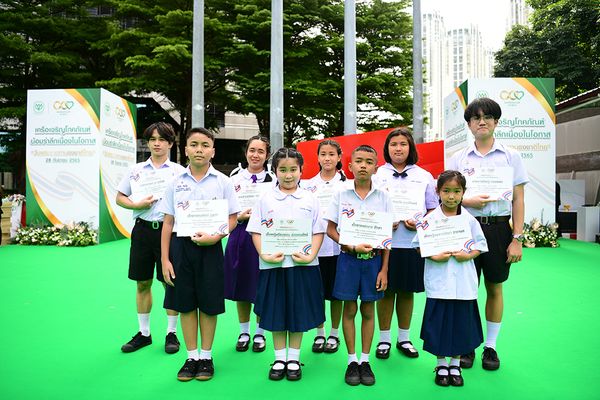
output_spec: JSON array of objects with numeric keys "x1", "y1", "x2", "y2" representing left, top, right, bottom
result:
[
  {"x1": 121, "y1": 332, "x2": 152, "y2": 353},
  {"x1": 375, "y1": 342, "x2": 391, "y2": 359},
  {"x1": 359, "y1": 362, "x2": 375, "y2": 386},
  {"x1": 177, "y1": 359, "x2": 198, "y2": 382},
  {"x1": 344, "y1": 362, "x2": 360, "y2": 386},
  {"x1": 396, "y1": 341, "x2": 419, "y2": 358},
  {"x1": 252, "y1": 334, "x2": 266, "y2": 352},
  {"x1": 482, "y1": 347, "x2": 500, "y2": 370},
  {"x1": 460, "y1": 350, "x2": 475, "y2": 368},
  {"x1": 312, "y1": 336, "x2": 326, "y2": 353},
  {"x1": 268, "y1": 360, "x2": 286, "y2": 381},
  {"x1": 324, "y1": 336, "x2": 340, "y2": 353},
  {"x1": 286, "y1": 360, "x2": 303, "y2": 381},
  {"x1": 434, "y1": 366, "x2": 450, "y2": 387},
  {"x1": 449, "y1": 366, "x2": 464, "y2": 386},
  {"x1": 195, "y1": 358, "x2": 214, "y2": 381},
  {"x1": 236, "y1": 333, "x2": 250, "y2": 352},
  {"x1": 165, "y1": 332, "x2": 180, "y2": 354}
]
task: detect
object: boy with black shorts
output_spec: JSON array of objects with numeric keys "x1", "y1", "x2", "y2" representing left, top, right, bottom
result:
[
  {"x1": 159, "y1": 127, "x2": 240, "y2": 381},
  {"x1": 325, "y1": 145, "x2": 392, "y2": 386},
  {"x1": 447, "y1": 97, "x2": 528, "y2": 371},
  {"x1": 117, "y1": 122, "x2": 185, "y2": 354}
]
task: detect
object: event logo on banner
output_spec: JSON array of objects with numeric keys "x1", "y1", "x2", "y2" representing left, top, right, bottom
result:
[
  {"x1": 26, "y1": 88, "x2": 137, "y2": 243},
  {"x1": 443, "y1": 78, "x2": 556, "y2": 223},
  {"x1": 443, "y1": 81, "x2": 468, "y2": 160}
]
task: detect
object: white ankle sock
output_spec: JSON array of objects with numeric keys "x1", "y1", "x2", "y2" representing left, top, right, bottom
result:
[
  {"x1": 450, "y1": 358, "x2": 461, "y2": 375},
  {"x1": 315, "y1": 328, "x2": 325, "y2": 343},
  {"x1": 199, "y1": 349, "x2": 212, "y2": 360},
  {"x1": 287, "y1": 348, "x2": 300, "y2": 370},
  {"x1": 398, "y1": 328, "x2": 410, "y2": 343},
  {"x1": 436, "y1": 358, "x2": 449, "y2": 375},
  {"x1": 273, "y1": 349, "x2": 286, "y2": 370},
  {"x1": 484, "y1": 321, "x2": 501, "y2": 349},
  {"x1": 255, "y1": 325, "x2": 265, "y2": 339},
  {"x1": 166, "y1": 315, "x2": 177, "y2": 334},
  {"x1": 240, "y1": 321, "x2": 250, "y2": 335},
  {"x1": 329, "y1": 328, "x2": 339, "y2": 338},
  {"x1": 187, "y1": 349, "x2": 199, "y2": 360},
  {"x1": 348, "y1": 353, "x2": 358, "y2": 365},
  {"x1": 327, "y1": 328, "x2": 339, "y2": 345},
  {"x1": 138, "y1": 313, "x2": 150, "y2": 336},
  {"x1": 379, "y1": 330, "x2": 391, "y2": 349},
  {"x1": 359, "y1": 352, "x2": 370, "y2": 364}
]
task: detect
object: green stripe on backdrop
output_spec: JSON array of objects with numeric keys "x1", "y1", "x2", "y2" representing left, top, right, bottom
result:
[
  {"x1": 526, "y1": 78, "x2": 555, "y2": 111},
  {"x1": 0, "y1": 239, "x2": 598, "y2": 400},
  {"x1": 75, "y1": 88, "x2": 101, "y2": 117},
  {"x1": 98, "y1": 174, "x2": 126, "y2": 243}
]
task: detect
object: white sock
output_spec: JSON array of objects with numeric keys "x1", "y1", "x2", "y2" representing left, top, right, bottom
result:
[
  {"x1": 166, "y1": 315, "x2": 177, "y2": 334},
  {"x1": 240, "y1": 321, "x2": 250, "y2": 335},
  {"x1": 450, "y1": 358, "x2": 461, "y2": 375},
  {"x1": 484, "y1": 321, "x2": 501, "y2": 349},
  {"x1": 436, "y1": 358, "x2": 449, "y2": 375},
  {"x1": 138, "y1": 313, "x2": 150, "y2": 336},
  {"x1": 287, "y1": 348, "x2": 301, "y2": 370},
  {"x1": 329, "y1": 328, "x2": 339, "y2": 338},
  {"x1": 378, "y1": 330, "x2": 391, "y2": 349},
  {"x1": 273, "y1": 349, "x2": 286, "y2": 370},
  {"x1": 255, "y1": 324, "x2": 265, "y2": 340},
  {"x1": 199, "y1": 349, "x2": 212, "y2": 360},
  {"x1": 315, "y1": 328, "x2": 325, "y2": 344},
  {"x1": 398, "y1": 328, "x2": 410, "y2": 344},
  {"x1": 187, "y1": 349, "x2": 199, "y2": 360},
  {"x1": 327, "y1": 328, "x2": 339, "y2": 345},
  {"x1": 348, "y1": 353, "x2": 358, "y2": 364},
  {"x1": 359, "y1": 352, "x2": 370, "y2": 364}
]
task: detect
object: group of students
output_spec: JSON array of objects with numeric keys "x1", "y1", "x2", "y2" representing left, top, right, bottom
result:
[{"x1": 116, "y1": 97, "x2": 528, "y2": 387}]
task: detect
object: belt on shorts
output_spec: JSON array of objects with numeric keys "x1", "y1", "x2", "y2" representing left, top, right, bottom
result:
[
  {"x1": 475, "y1": 215, "x2": 511, "y2": 225},
  {"x1": 345, "y1": 248, "x2": 381, "y2": 260},
  {"x1": 136, "y1": 218, "x2": 163, "y2": 230}
]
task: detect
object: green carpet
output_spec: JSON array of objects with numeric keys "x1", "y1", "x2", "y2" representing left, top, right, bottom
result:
[{"x1": 0, "y1": 238, "x2": 598, "y2": 399}]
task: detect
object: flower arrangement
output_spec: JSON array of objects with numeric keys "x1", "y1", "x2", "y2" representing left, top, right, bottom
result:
[
  {"x1": 14, "y1": 222, "x2": 97, "y2": 247},
  {"x1": 3, "y1": 194, "x2": 25, "y2": 206},
  {"x1": 522, "y1": 218, "x2": 559, "y2": 248}
]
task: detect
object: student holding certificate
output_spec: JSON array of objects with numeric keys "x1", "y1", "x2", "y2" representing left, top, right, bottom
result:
[
  {"x1": 302, "y1": 139, "x2": 347, "y2": 354},
  {"x1": 325, "y1": 145, "x2": 392, "y2": 387},
  {"x1": 412, "y1": 170, "x2": 488, "y2": 387},
  {"x1": 224, "y1": 135, "x2": 273, "y2": 354},
  {"x1": 246, "y1": 148, "x2": 325, "y2": 382},
  {"x1": 159, "y1": 128, "x2": 240, "y2": 382},
  {"x1": 447, "y1": 98, "x2": 528, "y2": 371},
  {"x1": 116, "y1": 122, "x2": 185, "y2": 355},
  {"x1": 373, "y1": 128, "x2": 438, "y2": 360}
]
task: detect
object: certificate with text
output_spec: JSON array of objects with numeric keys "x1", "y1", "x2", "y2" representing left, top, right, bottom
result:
[
  {"x1": 261, "y1": 218, "x2": 313, "y2": 255},
  {"x1": 314, "y1": 185, "x2": 336, "y2": 215},
  {"x1": 416, "y1": 215, "x2": 473, "y2": 257},
  {"x1": 175, "y1": 199, "x2": 229, "y2": 237},
  {"x1": 387, "y1": 182, "x2": 426, "y2": 221},
  {"x1": 338, "y1": 209, "x2": 393, "y2": 249},
  {"x1": 235, "y1": 182, "x2": 270, "y2": 211},
  {"x1": 464, "y1": 166, "x2": 513, "y2": 201},
  {"x1": 130, "y1": 169, "x2": 172, "y2": 201}
]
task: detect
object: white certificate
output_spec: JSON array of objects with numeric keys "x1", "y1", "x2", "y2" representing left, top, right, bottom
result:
[
  {"x1": 175, "y1": 199, "x2": 229, "y2": 237},
  {"x1": 464, "y1": 166, "x2": 513, "y2": 201},
  {"x1": 130, "y1": 169, "x2": 171, "y2": 201},
  {"x1": 235, "y1": 182, "x2": 270, "y2": 211},
  {"x1": 387, "y1": 182, "x2": 426, "y2": 221},
  {"x1": 416, "y1": 215, "x2": 473, "y2": 257},
  {"x1": 312, "y1": 185, "x2": 336, "y2": 216},
  {"x1": 261, "y1": 218, "x2": 313, "y2": 255},
  {"x1": 338, "y1": 209, "x2": 393, "y2": 249}
]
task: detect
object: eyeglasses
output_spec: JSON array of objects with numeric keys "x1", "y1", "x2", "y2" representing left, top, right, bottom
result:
[{"x1": 469, "y1": 114, "x2": 496, "y2": 123}]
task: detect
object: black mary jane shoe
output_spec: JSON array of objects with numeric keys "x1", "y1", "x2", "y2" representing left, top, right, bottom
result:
[
  {"x1": 268, "y1": 360, "x2": 286, "y2": 381},
  {"x1": 323, "y1": 336, "x2": 340, "y2": 353},
  {"x1": 236, "y1": 333, "x2": 251, "y2": 352},
  {"x1": 434, "y1": 366, "x2": 450, "y2": 387},
  {"x1": 396, "y1": 340, "x2": 419, "y2": 358},
  {"x1": 449, "y1": 366, "x2": 464, "y2": 386},
  {"x1": 252, "y1": 334, "x2": 266, "y2": 352},
  {"x1": 375, "y1": 342, "x2": 391, "y2": 359},
  {"x1": 311, "y1": 336, "x2": 326, "y2": 353},
  {"x1": 285, "y1": 360, "x2": 303, "y2": 381}
]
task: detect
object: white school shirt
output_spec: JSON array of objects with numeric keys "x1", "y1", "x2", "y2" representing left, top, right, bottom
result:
[
  {"x1": 325, "y1": 180, "x2": 393, "y2": 231},
  {"x1": 246, "y1": 186, "x2": 326, "y2": 269},
  {"x1": 446, "y1": 141, "x2": 529, "y2": 217},
  {"x1": 411, "y1": 206, "x2": 488, "y2": 300},
  {"x1": 157, "y1": 164, "x2": 240, "y2": 234},
  {"x1": 117, "y1": 158, "x2": 186, "y2": 222},
  {"x1": 301, "y1": 172, "x2": 346, "y2": 257},
  {"x1": 374, "y1": 163, "x2": 438, "y2": 248}
]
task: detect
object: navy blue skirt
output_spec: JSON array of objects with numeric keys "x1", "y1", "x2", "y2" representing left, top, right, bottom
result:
[
  {"x1": 318, "y1": 255, "x2": 339, "y2": 301},
  {"x1": 420, "y1": 298, "x2": 483, "y2": 357},
  {"x1": 223, "y1": 221, "x2": 260, "y2": 303},
  {"x1": 387, "y1": 248, "x2": 425, "y2": 293},
  {"x1": 254, "y1": 266, "x2": 325, "y2": 332}
]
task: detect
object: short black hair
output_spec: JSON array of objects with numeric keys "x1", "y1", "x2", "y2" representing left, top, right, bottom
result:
[
  {"x1": 383, "y1": 127, "x2": 418, "y2": 165},
  {"x1": 464, "y1": 97, "x2": 502, "y2": 122},
  {"x1": 186, "y1": 127, "x2": 214, "y2": 142},
  {"x1": 143, "y1": 122, "x2": 176, "y2": 144},
  {"x1": 352, "y1": 144, "x2": 377, "y2": 158},
  {"x1": 272, "y1": 147, "x2": 304, "y2": 171}
]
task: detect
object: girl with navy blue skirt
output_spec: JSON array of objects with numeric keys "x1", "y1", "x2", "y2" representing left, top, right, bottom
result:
[
  {"x1": 412, "y1": 170, "x2": 488, "y2": 387},
  {"x1": 224, "y1": 135, "x2": 273, "y2": 353},
  {"x1": 247, "y1": 148, "x2": 326, "y2": 381}
]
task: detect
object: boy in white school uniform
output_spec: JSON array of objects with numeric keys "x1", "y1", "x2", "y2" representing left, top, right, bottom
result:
[
  {"x1": 116, "y1": 122, "x2": 186, "y2": 354},
  {"x1": 446, "y1": 97, "x2": 529, "y2": 370}
]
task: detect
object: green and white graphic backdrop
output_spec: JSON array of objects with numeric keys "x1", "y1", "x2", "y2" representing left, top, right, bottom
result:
[
  {"x1": 26, "y1": 88, "x2": 137, "y2": 242},
  {"x1": 443, "y1": 78, "x2": 556, "y2": 223}
]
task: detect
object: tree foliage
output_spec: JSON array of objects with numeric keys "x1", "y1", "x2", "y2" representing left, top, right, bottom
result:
[{"x1": 494, "y1": 0, "x2": 600, "y2": 101}]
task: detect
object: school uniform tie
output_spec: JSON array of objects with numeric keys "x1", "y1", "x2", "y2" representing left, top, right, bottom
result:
[
  {"x1": 393, "y1": 171, "x2": 408, "y2": 178},
  {"x1": 251, "y1": 174, "x2": 258, "y2": 183}
]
